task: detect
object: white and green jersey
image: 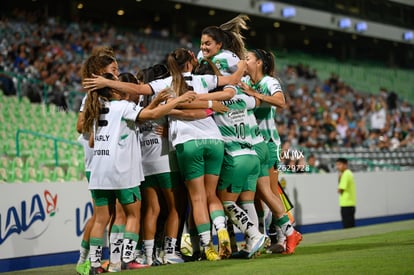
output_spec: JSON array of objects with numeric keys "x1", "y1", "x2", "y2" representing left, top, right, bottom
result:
[
  {"x1": 138, "y1": 90, "x2": 177, "y2": 176},
  {"x1": 78, "y1": 95, "x2": 93, "y2": 172},
  {"x1": 89, "y1": 100, "x2": 144, "y2": 190},
  {"x1": 149, "y1": 72, "x2": 223, "y2": 147},
  {"x1": 139, "y1": 116, "x2": 177, "y2": 176},
  {"x1": 197, "y1": 49, "x2": 239, "y2": 76},
  {"x1": 213, "y1": 93, "x2": 257, "y2": 157},
  {"x1": 242, "y1": 75, "x2": 282, "y2": 145}
]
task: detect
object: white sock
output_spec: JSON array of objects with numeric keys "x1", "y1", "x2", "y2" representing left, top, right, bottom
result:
[
  {"x1": 109, "y1": 232, "x2": 123, "y2": 264},
  {"x1": 164, "y1": 236, "x2": 177, "y2": 254},
  {"x1": 223, "y1": 201, "x2": 260, "y2": 238},
  {"x1": 78, "y1": 247, "x2": 89, "y2": 265},
  {"x1": 143, "y1": 239, "x2": 154, "y2": 261},
  {"x1": 122, "y1": 238, "x2": 138, "y2": 263},
  {"x1": 211, "y1": 211, "x2": 226, "y2": 231},
  {"x1": 199, "y1": 231, "x2": 212, "y2": 247},
  {"x1": 89, "y1": 244, "x2": 103, "y2": 268},
  {"x1": 240, "y1": 201, "x2": 259, "y2": 229}
]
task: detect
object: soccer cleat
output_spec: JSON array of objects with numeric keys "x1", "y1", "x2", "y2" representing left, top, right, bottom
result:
[
  {"x1": 283, "y1": 230, "x2": 302, "y2": 254},
  {"x1": 107, "y1": 262, "x2": 121, "y2": 272},
  {"x1": 181, "y1": 250, "x2": 203, "y2": 262},
  {"x1": 217, "y1": 228, "x2": 232, "y2": 259},
  {"x1": 204, "y1": 242, "x2": 221, "y2": 261},
  {"x1": 76, "y1": 260, "x2": 90, "y2": 275},
  {"x1": 121, "y1": 260, "x2": 150, "y2": 270},
  {"x1": 246, "y1": 233, "x2": 266, "y2": 258},
  {"x1": 134, "y1": 249, "x2": 147, "y2": 264},
  {"x1": 163, "y1": 252, "x2": 185, "y2": 264},
  {"x1": 267, "y1": 235, "x2": 286, "y2": 254},
  {"x1": 150, "y1": 256, "x2": 163, "y2": 266},
  {"x1": 89, "y1": 266, "x2": 107, "y2": 275}
]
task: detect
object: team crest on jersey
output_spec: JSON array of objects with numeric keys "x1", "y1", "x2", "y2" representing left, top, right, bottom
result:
[{"x1": 215, "y1": 60, "x2": 222, "y2": 70}]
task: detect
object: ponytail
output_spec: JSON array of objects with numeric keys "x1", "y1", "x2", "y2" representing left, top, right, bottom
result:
[
  {"x1": 82, "y1": 73, "x2": 116, "y2": 134},
  {"x1": 167, "y1": 48, "x2": 193, "y2": 96},
  {"x1": 82, "y1": 91, "x2": 102, "y2": 135},
  {"x1": 202, "y1": 14, "x2": 249, "y2": 60}
]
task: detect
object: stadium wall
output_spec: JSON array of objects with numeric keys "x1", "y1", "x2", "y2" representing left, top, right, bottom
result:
[{"x1": 1, "y1": 171, "x2": 414, "y2": 272}]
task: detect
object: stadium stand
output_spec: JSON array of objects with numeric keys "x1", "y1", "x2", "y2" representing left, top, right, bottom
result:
[
  {"x1": 0, "y1": 90, "x2": 85, "y2": 183},
  {"x1": 0, "y1": 12, "x2": 413, "y2": 180}
]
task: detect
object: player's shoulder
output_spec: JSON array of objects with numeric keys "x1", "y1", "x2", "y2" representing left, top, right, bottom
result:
[{"x1": 264, "y1": 76, "x2": 282, "y2": 92}]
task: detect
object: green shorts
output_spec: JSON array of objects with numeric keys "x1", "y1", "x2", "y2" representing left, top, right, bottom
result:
[
  {"x1": 141, "y1": 172, "x2": 181, "y2": 189},
  {"x1": 91, "y1": 186, "x2": 141, "y2": 207},
  {"x1": 85, "y1": 171, "x2": 91, "y2": 182},
  {"x1": 218, "y1": 154, "x2": 260, "y2": 194},
  {"x1": 254, "y1": 142, "x2": 270, "y2": 177},
  {"x1": 267, "y1": 141, "x2": 280, "y2": 168},
  {"x1": 175, "y1": 139, "x2": 224, "y2": 181}
]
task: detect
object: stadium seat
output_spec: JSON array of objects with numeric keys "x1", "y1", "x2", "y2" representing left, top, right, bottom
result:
[
  {"x1": 0, "y1": 156, "x2": 9, "y2": 169},
  {"x1": 25, "y1": 156, "x2": 39, "y2": 169},
  {"x1": 65, "y1": 166, "x2": 81, "y2": 181},
  {"x1": 25, "y1": 167, "x2": 39, "y2": 182},
  {"x1": 51, "y1": 166, "x2": 66, "y2": 182},
  {"x1": 0, "y1": 168, "x2": 7, "y2": 183},
  {"x1": 11, "y1": 157, "x2": 25, "y2": 170}
]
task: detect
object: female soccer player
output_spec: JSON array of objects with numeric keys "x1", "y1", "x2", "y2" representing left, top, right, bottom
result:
[
  {"x1": 82, "y1": 48, "x2": 246, "y2": 260},
  {"x1": 82, "y1": 73, "x2": 195, "y2": 274},
  {"x1": 197, "y1": 14, "x2": 249, "y2": 75},
  {"x1": 76, "y1": 52, "x2": 123, "y2": 275},
  {"x1": 241, "y1": 49, "x2": 302, "y2": 254},
  {"x1": 134, "y1": 68, "x2": 186, "y2": 266}
]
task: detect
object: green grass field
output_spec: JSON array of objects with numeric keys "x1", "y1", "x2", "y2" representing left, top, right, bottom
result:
[{"x1": 5, "y1": 220, "x2": 414, "y2": 275}]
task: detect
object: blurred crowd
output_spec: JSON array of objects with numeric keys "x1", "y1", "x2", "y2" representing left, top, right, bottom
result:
[
  {"x1": 1, "y1": 10, "x2": 413, "y2": 155},
  {"x1": 277, "y1": 66, "x2": 414, "y2": 152}
]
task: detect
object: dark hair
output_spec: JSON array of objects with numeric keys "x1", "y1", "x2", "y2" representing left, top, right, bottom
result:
[
  {"x1": 193, "y1": 58, "x2": 224, "y2": 93},
  {"x1": 201, "y1": 14, "x2": 249, "y2": 60},
  {"x1": 250, "y1": 49, "x2": 275, "y2": 76},
  {"x1": 141, "y1": 64, "x2": 170, "y2": 83},
  {"x1": 194, "y1": 58, "x2": 222, "y2": 76},
  {"x1": 336, "y1": 157, "x2": 348, "y2": 164},
  {"x1": 118, "y1": 72, "x2": 138, "y2": 84}
]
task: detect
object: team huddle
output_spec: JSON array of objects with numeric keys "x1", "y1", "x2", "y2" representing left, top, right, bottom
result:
[{"x1": 75, "y1": 15, "x2": 302, "y2": 275}]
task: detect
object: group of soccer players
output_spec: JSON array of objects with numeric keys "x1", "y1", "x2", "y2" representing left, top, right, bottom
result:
[{"x1": 75, "y1": 14, "x2": 302, "y2": 275}]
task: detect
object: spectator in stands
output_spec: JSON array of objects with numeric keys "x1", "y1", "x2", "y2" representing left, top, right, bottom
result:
[
  {"x1": 336, "y1": 116, "x2": 349, "y2": 141},
  {"x1": 306, "y1": 128, "x2": 320, "y2": 148},
  {"x1": 369, "y1": 96, "x2": 387, "y2": 133},
  {"x1": 336, "y1": 158, "x2": 356, "y2": 229},
  {"x1": 0, "y1": 67, "x2": 17, "y2": 96},
  {"x1": 326, "y1": 130, "x2": 339, "y2": 149}
]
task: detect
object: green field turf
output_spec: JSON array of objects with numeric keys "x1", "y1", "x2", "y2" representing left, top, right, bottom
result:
[{"x1": 5, "y1": 220, "x2": 414, "y2": 275}]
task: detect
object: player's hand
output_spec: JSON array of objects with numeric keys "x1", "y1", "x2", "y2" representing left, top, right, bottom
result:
[
  {"x1": 237, "y1": 60, "x2": 247, "y2": 71},
  {"x1": 212, "y1": 101, "x2": 228, "y2": 113},
  {"x1": 82, "y1": 74, "x2": 108, "y2": 91},
  {"x1": 153, "y1": 89, "x2": 174, "y2": 105},
  {"x1": 176, "y1": 91, "x2": 197, "y2": 103},
  {"x1": 239, "y1": 81, "x2": 256, "y2": 97},
  {"x1": 154, "y1": 125, "x2": 168, "y2": 137}
]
